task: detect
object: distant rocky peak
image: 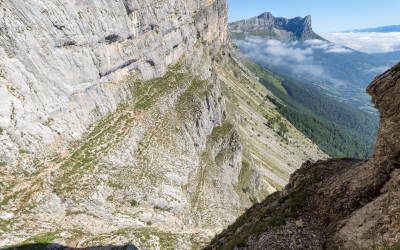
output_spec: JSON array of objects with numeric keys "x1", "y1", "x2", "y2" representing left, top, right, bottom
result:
[
  {"x1": 256, "y1": 12, "x2": 274, "y2": 20},
  {"x1": 229, "y1": 12, "x2": 322, "y2": 42}
]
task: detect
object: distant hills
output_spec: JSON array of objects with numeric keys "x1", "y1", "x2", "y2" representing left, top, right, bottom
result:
[
  {"x1": 371, "y1": 50, "x2": 400, "y2": 63},
  {"x1": 229, "y1": 12, "x2": 325, "y2": 42},
  {"x1": 229, "y1": 12, "x2": 392, "y2": 114},
  {"x1": 341, "y1": 25, "x2": 400, "y2": 33}
]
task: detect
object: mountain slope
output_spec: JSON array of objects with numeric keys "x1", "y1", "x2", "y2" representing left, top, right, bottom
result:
[
  {"x1": 233, "y1": 36, "x2": 390, "y2": 113},
  {"x1": 229, "y1": 12, "x2": 391, "y2": 113},
  {"x1": 0, "y1": 1, "x2": 330, "y2": 248},
  {"x1": 342, "y1": 24, "x2": 400, "y2": 33},
  {"x1": 205, "y1": 62, "x2": 400, "y2": 250},
  {"x1": 371, "y1": 50, "x2": 400, "y2": 64},
  {"x1": 0, "y1": 45, "x2": 330, "y2": 249},
  {"x1": 238, "y1": 58, "x2": 379, "y2": 159},
  {"x1": 0, "y1": 0, "x2": 251, "y2": 248}
]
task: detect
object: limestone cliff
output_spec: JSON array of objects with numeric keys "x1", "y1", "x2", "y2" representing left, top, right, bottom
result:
[
  {"x1": 0, "y1": 1, "x2": 329, "y2": 248},
  {"x1": 206, "y1": 63, "x2": 400, "y2": 249},
  {"x1": 0, "y1": 0, "x2": 248, "y2": 248},
  {"x1": 229, "y1": 12, "x2": 324, "y2": 42},
  {"x1": 0, "y1": 0, "x2": 228, "y2": 163}
]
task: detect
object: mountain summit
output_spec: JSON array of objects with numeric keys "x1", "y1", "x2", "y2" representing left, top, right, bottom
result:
[{"x1": 229, "y1": 12, "x2": 324, "y2": 42}]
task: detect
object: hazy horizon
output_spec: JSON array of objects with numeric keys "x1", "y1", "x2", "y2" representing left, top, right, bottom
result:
[
  {"x1": 227, "y1": 0, "x2": 400, "y2": 33},
  {"x1": 227, "y1": 1, "x2": 400, "y2": 54}
]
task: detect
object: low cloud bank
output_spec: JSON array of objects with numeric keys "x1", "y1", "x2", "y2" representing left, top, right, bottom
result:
[
  {"x1": 233, "y1": 38, "x2": 388, "y2": 89},
  {"x1": 304, "y1": 39, "x2": 353, "y2": 53},
  {"x1": 318, "y1": 32, "x2": 400, "y2": 54},
  {"x1": 234, "y1": 38, "x2": 350, "y2": 87}
]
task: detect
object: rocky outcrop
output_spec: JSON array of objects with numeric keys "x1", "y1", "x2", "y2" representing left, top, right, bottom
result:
[
  {"x1": 229, "y1": 12, "x2": 324, "y2": 42},
  {"x1": 0, "y1": 0, "x2": 228, "y2": 163},
  {"x1": 205, "y1": 64, "x2": 400, "y2": 249},
  {"x1": 367, "y1": 63, "x2": 400, "y2": 159}
]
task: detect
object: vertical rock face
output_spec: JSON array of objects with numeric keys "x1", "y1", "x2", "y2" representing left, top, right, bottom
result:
[
  {"x1": 229, "y1": 12, "x2": 322, "y2": 42},
  {"x1": 0, "y1": 1, "x2": 271, "y2": 248},
  {"x1": 0, "y1": 0, "x2": 228, "y2": 163},
  {"x1": 367, "y1": 64, "x2": 400, "y2": 159}
]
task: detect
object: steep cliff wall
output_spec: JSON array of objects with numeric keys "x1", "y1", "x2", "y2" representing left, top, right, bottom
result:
[
  {"x1": 206, "y1": 64, "x2": 400, "y2": 249},
  {"x1": 229, "y1": 12, "x2": 324, "y2": 42},
  {"x1": 367, "y1": 63, "x2": 400, "y2": 160},
  {"x1": 0, "y1": 0, "x2": 228, "y2": 163},
  {"x1": 0, "y1": 1, "x2": 332, "y2": 248},
  {"x1": 0, "y1": 0, "x2": 258, "y2": 248}
]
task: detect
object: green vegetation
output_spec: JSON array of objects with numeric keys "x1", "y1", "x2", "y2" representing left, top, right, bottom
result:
[
  {"x1": 52, "y1": 70, "x2": 191, "y2": 195},
  {"x1": 267, "y1": 95, "x2": 372, "y2": 159},
  {"x1": 130, "y1": 200, "x2": 138, "y2": 207},
  {"x1": 236, "y1": 159, "x2": 260, "y2": 203},
  {"x1": 25, "y1": 231, "x2": 61, "y2": 244},
  {"x1": 390, "y1": 62, "x2": 400, "y2": 76},
  {"x1": 88, "y1": 227, "x2": 182, "y2": 249},
  {"x1": 209, "y1": 123, "x2": 234, "y2": 142},
  {"x1": 244, "y1": 60, "x2": 378, "y2": 159},
  {"x1": 207, "y1": 165, "x2": 324, "y2": 250},
  {"x1": 3, "y1": 231, "x2": 62, "y2": 250},
  {"x1": 5, "y1": 229, "x2": 93, "y2": 250},
  {"x1": 235, "y1": 38, "x2": 391, "y2": 110},
  {"x1": 0, "y1": 161, "x2": 6, "y2": 167},
  {"x1": 358, "y1": 240, "x2": 400, "y2": 250}
]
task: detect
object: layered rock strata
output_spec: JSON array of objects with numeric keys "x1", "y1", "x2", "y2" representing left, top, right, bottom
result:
[
  {"x1": 0, "y1": 1, "x2": 331, "y2": 248},
  {"x1": 0, "y1": 0, "x2": 265, "y2": 248},
  {"x1": 229, "y1": 12, "x2": 324, "y2": 42},
  {"x1": 0, "y1": 0, "x2": 228, "y2": 163}
]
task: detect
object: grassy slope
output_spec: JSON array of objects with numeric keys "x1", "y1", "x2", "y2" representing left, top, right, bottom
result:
[
  {"x1": 215, "y1": 53, "x2": 328, "y2": 192},
  {"x1": 240, "y1": 59, "x2": 379, "y2": 159}
]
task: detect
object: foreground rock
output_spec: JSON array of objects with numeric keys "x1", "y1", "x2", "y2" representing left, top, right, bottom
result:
[{"x1": 205, "y1": 63, "x2": 400, "y2": 249}]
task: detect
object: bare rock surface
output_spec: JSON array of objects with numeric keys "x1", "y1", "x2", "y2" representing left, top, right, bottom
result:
[
  {"x1": 0, "y1": 0, "x2": 228, "y2": 163},
  {"x1": 367, "y1": 64, "x2": 400, "y2": 159},
  {"x1": 229, "y1": 12, "x2": 323, "y2": 42}
]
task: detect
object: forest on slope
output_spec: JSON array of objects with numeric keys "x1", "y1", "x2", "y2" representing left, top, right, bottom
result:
[{"x1": 240, "y1": 59, "x2": 379, "y2": 159}]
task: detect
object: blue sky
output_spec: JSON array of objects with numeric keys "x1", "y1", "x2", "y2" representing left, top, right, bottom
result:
[{"x1": 228, "y1": 0, "x2": 400, "y2": 32}]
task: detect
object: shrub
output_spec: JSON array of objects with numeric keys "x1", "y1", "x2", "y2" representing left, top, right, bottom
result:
[{"x1": 130, "y1": 200, "x2": 138, "y2": 207}]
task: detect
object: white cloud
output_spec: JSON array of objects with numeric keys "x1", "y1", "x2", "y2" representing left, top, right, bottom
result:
[
  {"x1": 367, "y1": 66, "x2": 390, "y2": 74},
  {"x1": 304, "y1": 39, "x2": 353, "y2": 53},
  {"x1": 233, "y1": 38, "x2": 351, "y2": 87},
  {"x1": 317, "y1": 32, "x2": 400, "y2": 53},
  {"x1": 262, "y1": 41, "x2": 313, "y2": 63}
]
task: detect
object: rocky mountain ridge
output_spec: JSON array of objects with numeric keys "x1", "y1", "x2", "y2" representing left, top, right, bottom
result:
[
  {"x1": 229, "y1": 12, "x2": 324, "y2": 42},
  {"x1": 206, "y1": 63, "x2": 400, "y2": 249}
]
